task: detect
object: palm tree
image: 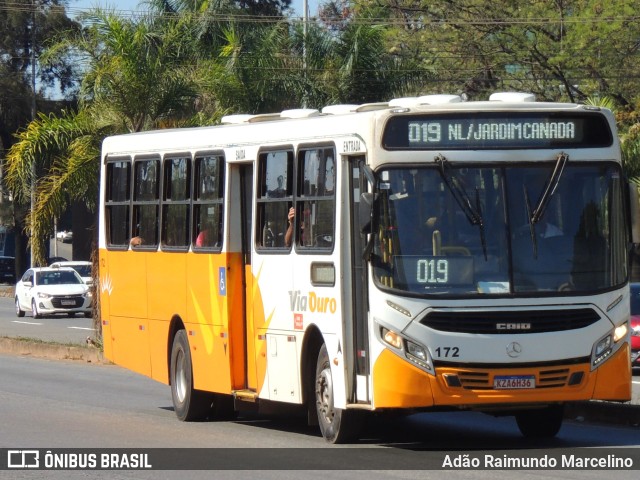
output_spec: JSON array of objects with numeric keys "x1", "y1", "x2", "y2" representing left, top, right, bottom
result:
[
  {"x1": 5, "y1": 6, "x2": 423, "y2": 268},
  {"x1": 5, "y1": 9, "x2": 201, "y2": 266},
  {"x1": 5, "y1": 109, "x2": 103, "y2": 264}
]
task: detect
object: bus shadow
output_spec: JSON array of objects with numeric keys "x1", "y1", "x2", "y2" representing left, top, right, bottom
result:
[{"x1": 223, "y1": 409, "x2": 640, "y2": 449}]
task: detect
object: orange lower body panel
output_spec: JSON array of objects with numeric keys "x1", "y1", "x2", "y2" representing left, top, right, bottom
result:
[
  {"x1": 591, "y1": 343, "x2": 631, "y2": 401},
  {"x1": 372, "y1": 344, "x2": 631, "y2": 409}
]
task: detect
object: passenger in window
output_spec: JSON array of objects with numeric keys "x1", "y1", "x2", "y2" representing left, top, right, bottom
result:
[
  {"x1": 196, "y1": 219, "x2": 218, "y2": 248},
  {"x1": 284, "y1": 207, "x2": 295, "y2": 247},
  {"x1": 269, "y1": 175, "x2": 286, "y2": 198},
  {"x1": 195, "y1": 229, "x2": 211, "y2": 247},
  {"x1": 130, "y1": 236, "x2": 143, "y2": 247}
]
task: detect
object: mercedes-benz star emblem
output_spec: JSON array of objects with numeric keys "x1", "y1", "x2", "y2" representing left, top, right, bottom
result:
[{"x1": 506, "y1": 342, "x2": 522, "y2": 358}]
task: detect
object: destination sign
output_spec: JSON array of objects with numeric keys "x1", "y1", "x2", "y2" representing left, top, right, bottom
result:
[{"x1": 382, "y1": 112, "x2": 612, "y2": 150}]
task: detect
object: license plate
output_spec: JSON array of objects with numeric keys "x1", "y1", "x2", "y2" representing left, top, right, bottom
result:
[
  {"x1": 61, "y1": 300, "x2": 76, "y2": 306},
  {"x1": 493, "y1": 375, "x2": 536, "y2": 389}
]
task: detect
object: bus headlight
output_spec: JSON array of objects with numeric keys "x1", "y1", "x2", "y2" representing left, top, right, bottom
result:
[
  {"x1": 406, "y1": 340, "x2": 428, "y2": 362},
  {"x1": 404, "y1": 339, "x2": 433, "y2": 373},
  {"x1": 381, "y1": 327, "x2": 403, "y2": 349},
  {"x1": 380, "y1": 326, "x2": 434, "y2": 374},
  {"x1": 591, "y1": 323, "x2": 628, "y2": 369},
  {"x1": 592, "y1": 334, "x2": 612, "y2": 367},
  {"x1": 613, "y1": 323, "x2": 628, "y2": 342}
]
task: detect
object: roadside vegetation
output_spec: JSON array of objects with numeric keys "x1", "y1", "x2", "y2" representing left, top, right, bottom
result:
[{"x1": 2, "y1": 0, "x2": 640, "y2": 279}]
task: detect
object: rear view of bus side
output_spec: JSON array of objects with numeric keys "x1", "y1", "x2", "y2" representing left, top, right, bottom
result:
[{"x1": 98, "y1": 92, "x2": 633, "y2": 443}]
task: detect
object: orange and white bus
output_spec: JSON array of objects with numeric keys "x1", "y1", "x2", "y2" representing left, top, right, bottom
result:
[{"x1": 98, "y1": 92, "x2": 634, "y2": 443}]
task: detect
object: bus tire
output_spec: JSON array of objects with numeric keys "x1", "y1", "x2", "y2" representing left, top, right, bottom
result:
[
  {"x1": 315, "y1": 343, "x2": 362, "y2": 443},
  {"x1": 170, "y1": 329, "x2": 212, "y2": 421},
  {"x1": 515, "y1": 405, "x2": 564, "y2": 438}
]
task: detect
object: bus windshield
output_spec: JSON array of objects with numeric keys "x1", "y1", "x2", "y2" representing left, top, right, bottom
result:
[{"x1": 372, "y1": 162, "x2": 628, "y2": 296}]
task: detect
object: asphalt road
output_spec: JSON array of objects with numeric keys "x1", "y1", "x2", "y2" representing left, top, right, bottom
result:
[
  {"x1": 1, "y1": 353, "x2": 639, "y2": 479},
  {"x1": 0, "y1": 296, "x2": 96, "y2": 344},
  {"x1": 0, "y1": 238, "x2": 95, "y2": 344}
]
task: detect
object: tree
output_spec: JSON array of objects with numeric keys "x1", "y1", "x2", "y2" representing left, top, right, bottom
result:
[
  {"x1": 145, "y1": 0, "x2": 292, "y2": 17},
  {"x1": 0, "y1": 0, "x2": 80, "y2": 274},
  {"x1": 4, "y1": 3, "x2": 427, "y2": 267},
  {"x1": 354, "y1": 0, "x2": 640, "y2": 104},
  {"x1": 5, "y1": 8, "x2": 202, "y2": 265}
]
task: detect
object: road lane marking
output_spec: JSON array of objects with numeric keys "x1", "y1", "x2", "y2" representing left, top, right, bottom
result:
[
  {"x1": 68, "y1": 327, "x2": 95, "y2": 331},
  {"x1": 12, "y1": 321, "x2": 43, "y2": 326}
]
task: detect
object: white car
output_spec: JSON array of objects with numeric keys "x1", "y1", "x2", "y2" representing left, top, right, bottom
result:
[
  {"x1": 49, "y1": 261, "x2": 93, "y2": 286},
  {"x1": 15, "y1": 267, "x2": 92, "y2": 318}
]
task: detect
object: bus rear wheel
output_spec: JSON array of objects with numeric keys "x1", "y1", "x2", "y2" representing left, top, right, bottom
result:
[
  {"x1": 170, "y1": 329, "x2": 212, "y2": 421},
  {"x1": 515, "y1": 405, "x2": 564, "y2": 438},
  {"x1": 315, "y1": 344, "x2": 362, "y2": 443}
]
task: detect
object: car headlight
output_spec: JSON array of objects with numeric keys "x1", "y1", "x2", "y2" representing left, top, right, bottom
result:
[{"x1": 37, "y1": 292, "x2": 52, "y2": 299}]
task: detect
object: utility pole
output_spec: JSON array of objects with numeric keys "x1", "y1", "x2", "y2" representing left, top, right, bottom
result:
[
  {"x1": 302, "y1": 0, "x2": 308, "y2": 108},
  {"x1": 30, "y1": 0, "x2": 36, "y2": 266}
]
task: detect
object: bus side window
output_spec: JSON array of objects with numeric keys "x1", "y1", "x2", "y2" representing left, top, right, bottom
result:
[
  {"x1": 161, "y1": 156, "x2": 191, "y2": 249},
  {"x1": 296, "y1": 147, "x2": 335, "y2": 250},
  {"x1": 193, "y1": 154, "x2": 224, "y2": 250},
  {"x1": 256, "y1": 150, "x2": 293, "y2": 251},
  {"x1": 105, "y1": 158, "x2": 131, "y2": 248},
  {"x1": 132, "y1": 158, "x2": 160, "y2": 248}
]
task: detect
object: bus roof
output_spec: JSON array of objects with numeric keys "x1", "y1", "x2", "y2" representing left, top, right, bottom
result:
[{"x1": 101, "y1": 93, "x2": 612, "y2": 160}]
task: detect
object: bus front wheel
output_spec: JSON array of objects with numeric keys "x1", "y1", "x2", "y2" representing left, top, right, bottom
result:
[
  {"x1": 315, "y1": 344, "x2": 362, "y2": 443},
  {"x1": 515, "y1": 405, "x2": 564, "y2": 438},
  {"x1": 170, "y1": 329, "x2": 212, "y2": 421}
]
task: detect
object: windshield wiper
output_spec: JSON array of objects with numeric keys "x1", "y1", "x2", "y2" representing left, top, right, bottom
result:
[
  {"x1": 522, "y1": 152, "x2": 568, "y2": 259},
  {"x1": 435, "y1": 154, "x2": 488, "y2": 260},
  {"x1": 531, "y1": 152, "x2": 569, "y2": 225}
]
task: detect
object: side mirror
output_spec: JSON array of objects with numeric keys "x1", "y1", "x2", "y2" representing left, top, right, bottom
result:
[
  {"x1": 359, "y1": 192, "x2": 378, "y2": 234},
  {"x1": 23, "y1": 281, "x2": 32, "y2": 288}
]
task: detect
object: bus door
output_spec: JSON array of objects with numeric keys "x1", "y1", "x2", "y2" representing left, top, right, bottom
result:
[
  {"x1": 239, "y1": 164, "x2": 259, "y2": 392},
  {"x1": 349, "y1": 157, "x2": 371, "y2": 404}
]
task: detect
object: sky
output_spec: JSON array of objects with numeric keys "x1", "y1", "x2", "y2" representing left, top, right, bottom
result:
[{"x1": 70, "y1": 0, "x2": 320, "y2": 18}]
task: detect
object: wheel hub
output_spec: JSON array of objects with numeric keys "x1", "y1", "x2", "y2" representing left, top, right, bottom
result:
[{"x1": 316, "y1": 368, "x2": 334, "y2": 424}]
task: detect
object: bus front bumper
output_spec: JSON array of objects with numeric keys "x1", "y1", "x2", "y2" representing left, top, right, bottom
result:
[{"x1": 372, "y1": 343, "x2": 631, "y2": 409}]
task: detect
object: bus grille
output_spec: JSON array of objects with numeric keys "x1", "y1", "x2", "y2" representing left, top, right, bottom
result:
[
  {"x1": 420, "y1": 308, "x2": 600, "y2": 334},
  {"x1": 456, "y1": 368, "x2": 571, "y2": 390}
]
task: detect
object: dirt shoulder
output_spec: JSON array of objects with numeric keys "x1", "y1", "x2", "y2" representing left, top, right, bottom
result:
[{"x1": 0, "y1": 337, "x2": 108, "y2": 364}]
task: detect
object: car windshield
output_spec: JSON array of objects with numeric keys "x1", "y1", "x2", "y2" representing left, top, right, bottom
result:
[
  {"x1": 71, "y1": 265, "x2": 91, "y2": 277},
  {"x1": 372, "y1": 163, "x2": 627, "y2": 296},
  {"x1": 36, "y1": 271, "x2": 82, "y2": 285}
]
